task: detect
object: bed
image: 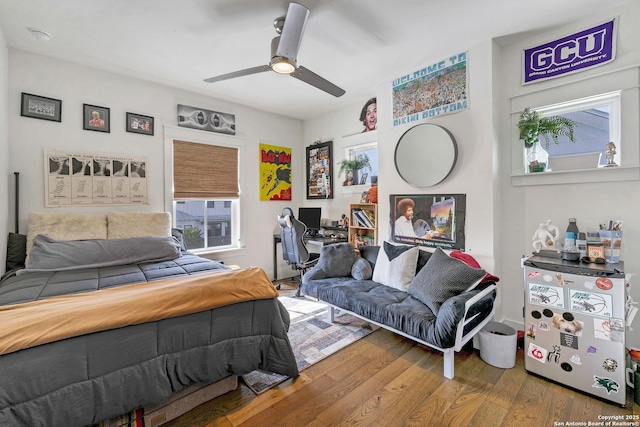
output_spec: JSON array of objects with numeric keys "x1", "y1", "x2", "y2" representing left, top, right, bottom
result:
[{"x1": 0, "y1": 212, "x2": 298, "y2": 426}]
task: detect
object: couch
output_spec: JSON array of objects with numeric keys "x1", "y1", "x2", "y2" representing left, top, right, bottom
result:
[{"x1": 300, "y1": 242, "x2": 497, "y2": 379}]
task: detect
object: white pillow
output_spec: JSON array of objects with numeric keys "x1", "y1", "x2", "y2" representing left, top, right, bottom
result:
[{"x1": 372, "y1": 243, "x2": 419, "y2": 291}]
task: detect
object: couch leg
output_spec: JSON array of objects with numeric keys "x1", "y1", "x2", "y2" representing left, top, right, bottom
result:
[
  {"x1": 443, "y1": 349, "x2": 454, "y2": 379},
  {"x1": 327, "y1": 306, "x2": 335, "y2": 323}
]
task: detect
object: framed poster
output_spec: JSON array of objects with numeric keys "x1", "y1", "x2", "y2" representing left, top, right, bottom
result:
[
  {"x1": 21, "y1": 92, "x2": 62, "y2": 122},
  {"x1": 260, "y1": 143, "x2": 292, "y2": 201},
  {"x1": 83, "y1": 104, "x2": 110, "y2": 133},
  {"x1": 306, "y1": 141, "x2": 333, "y2": 199},
  {"x1": 126, "y1": 112, "x2": 154, "y2": 135},
  {"x1": 389, "y1": 193, "x2": 466, "y2": 250},
  {"x1": 177, "y1": 104, "x2": 236, "y2": 135}
]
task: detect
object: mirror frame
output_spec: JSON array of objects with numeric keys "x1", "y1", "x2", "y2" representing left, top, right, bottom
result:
[{"x1": 394, "y1": 123, "x2": 458, "y2": 187}]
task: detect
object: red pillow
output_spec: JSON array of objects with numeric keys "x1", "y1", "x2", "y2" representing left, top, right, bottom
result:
[{"x1": 450, "y1": 251, "x2": 499, "y2": 283}]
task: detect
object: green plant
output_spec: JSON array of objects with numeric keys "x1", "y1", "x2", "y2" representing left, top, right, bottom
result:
[
  {"x1": 518, "y1": 107, "x2": 576, "y2": 149},
  {"x1": 337, "y1": 153, "x2": 372, "y2": 177}
]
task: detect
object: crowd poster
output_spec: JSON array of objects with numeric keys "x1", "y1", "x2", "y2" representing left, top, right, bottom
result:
[{"x1": 392, "y1": 52, "x2": 468, "y2": 127}]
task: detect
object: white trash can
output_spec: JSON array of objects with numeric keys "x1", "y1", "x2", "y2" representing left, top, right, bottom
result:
[{"x1": 478, "y1": 321, "x2": 517, "y2": 369}]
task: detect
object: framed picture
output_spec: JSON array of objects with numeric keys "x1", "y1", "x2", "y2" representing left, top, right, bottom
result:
[
  {"x1": 177, "y1": 104, "x2": 236, "y2": 135},
  {"x1": 390, "y1": 193, "x2": 467, "y2": 250},
  {"x1": 83, "y1": 104, "x2": 110, "y2": 133},
  {"x1": 359, "y1": 172, "x2": 369, "y2": 185},
  {"x1": 20, "y1": 92, "x2": 62, "y2": 122},
  {"x1": 126, "y1": 112, "x2": 154, "y2": 136},
  {"x1": 306, "y1": 141, "x2": 333, "y2": 199}
]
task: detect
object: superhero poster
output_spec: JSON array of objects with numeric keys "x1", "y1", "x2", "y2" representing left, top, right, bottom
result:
[{"x1": 260, "y1": 143, "x2": 292, "y2": 201}]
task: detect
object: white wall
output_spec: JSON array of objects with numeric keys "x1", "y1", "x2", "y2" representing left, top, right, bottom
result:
[
  {"x1": 0, "y1": 28, "x2": 8, "y2": 267},
  {"x1": 304, "y1": 40, "x2": 500, "y2": 309},
  {"x1": 7, "y1": 49, "x2": 303, "y2": 275},
  {"x1": 497, "y1": 3, "x2": 640, "y2": 347}
]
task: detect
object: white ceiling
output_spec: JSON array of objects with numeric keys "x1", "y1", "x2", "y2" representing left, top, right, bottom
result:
[{"x1": 0, "y1": 0, "x2": 633, "y2": 120}]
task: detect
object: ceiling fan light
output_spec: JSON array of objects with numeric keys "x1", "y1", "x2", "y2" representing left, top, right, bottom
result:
[{"x1": 271, "y1": 56, "x2": 295, "y2": 74}]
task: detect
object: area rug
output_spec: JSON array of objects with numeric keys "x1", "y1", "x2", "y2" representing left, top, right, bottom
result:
[{"x1": 242, "y1": 295, "x2": 377, "y2": 394}]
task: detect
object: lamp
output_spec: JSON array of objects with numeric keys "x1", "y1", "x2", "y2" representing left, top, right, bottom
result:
[{"x1": 271, "y1": 56, "x2": 296, "y2": 74}]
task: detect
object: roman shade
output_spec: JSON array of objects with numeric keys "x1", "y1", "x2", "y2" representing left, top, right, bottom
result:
[{"x1": 173, "y1": 140, "x2": 239, "y2": 199}]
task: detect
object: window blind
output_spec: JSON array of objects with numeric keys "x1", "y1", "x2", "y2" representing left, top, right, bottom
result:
[{"x1": 173, "y1": 140, "x2": 239, "y2": 199}]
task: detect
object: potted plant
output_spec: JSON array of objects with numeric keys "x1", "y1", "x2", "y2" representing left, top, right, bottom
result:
[
  {"x1": 518, "y1": 107, "x2": 576, "y2": 172},
  {"x1": 338, "y1": 153, "x2": 371, "y2": 186}
]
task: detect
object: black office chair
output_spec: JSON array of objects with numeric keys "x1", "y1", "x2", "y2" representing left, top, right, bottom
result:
[{"x1": 277, "y1": 207, "x2": 320, "y2": 295}]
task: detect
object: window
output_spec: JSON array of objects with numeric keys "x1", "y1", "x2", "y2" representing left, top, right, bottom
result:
[
  {"x1": 175, "y1": 200, "x2": 233, "y2": 249},
  {"x1": 345, "y1": 142, "x2": 378, "y2": 186},
  {"x1": 536, "y1": 92, "x2": 620, "y2": 168},
  {"x1": 173, "y1": 140, "x2": 240, "y2": 252}
]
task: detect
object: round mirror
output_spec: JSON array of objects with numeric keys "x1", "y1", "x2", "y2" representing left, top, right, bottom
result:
[{"x1": 394, "y1": 123, "x2": 457, "y2": 187}]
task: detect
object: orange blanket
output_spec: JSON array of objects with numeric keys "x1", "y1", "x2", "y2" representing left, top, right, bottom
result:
[{"x1": 0, "y1": 267, "x2": 278, "y2": 356}]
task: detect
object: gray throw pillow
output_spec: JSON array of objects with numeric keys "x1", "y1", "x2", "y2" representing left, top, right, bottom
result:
[
  {"x1": 408, "y1": 247, "x2": 486, "y2": 315},
  {"x1": 358, "y1": 245, "x2": 379, "y2": 270},
  {"x1": 351, "y1": 257, "x2": 372, "y2": 280},
  {"x1": 318, "y1": 243, "x2": 357, "y2": 277}
]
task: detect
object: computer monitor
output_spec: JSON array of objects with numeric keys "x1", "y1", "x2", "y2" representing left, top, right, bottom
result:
[{"x1": 298, "y1": 207, "x2": 322, "y2": 236}]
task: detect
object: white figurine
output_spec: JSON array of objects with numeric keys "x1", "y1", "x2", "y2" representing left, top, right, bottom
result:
[{"x1": 532, "y1": 220, "x2": 560, "y2": 253}]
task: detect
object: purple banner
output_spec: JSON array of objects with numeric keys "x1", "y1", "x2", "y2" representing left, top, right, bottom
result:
[{"x1": 522, "y1": 18, "x2": 617, "y2": 85}]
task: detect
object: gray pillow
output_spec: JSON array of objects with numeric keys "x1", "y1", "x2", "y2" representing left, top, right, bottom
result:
[
  {"x1": 351, "y1": 257, "x2": 372, "y2": 280},
  {"x1": 408, "y1": 247, "x2": 486, "y2": 315},
  {"x1": 26, "y1": 235, "x2": 181, "y2": 272},
  {"x1": 358, "y1": 245, "x2": 379, "y2": 270},
  {"x1": 318, "y1": 243, "x2": 357, "y2": 277}
]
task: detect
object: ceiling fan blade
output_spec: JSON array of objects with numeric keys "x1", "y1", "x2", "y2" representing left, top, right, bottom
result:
[
  {"x1": 275, "y1": 3, "x2": 309, "y2": 62},
  {"x1": 204, "y1": 65, "x2": 270, "y2": 83},
  {"x1": 291, "y1": 66, "x2": 345, "y2": 97}
]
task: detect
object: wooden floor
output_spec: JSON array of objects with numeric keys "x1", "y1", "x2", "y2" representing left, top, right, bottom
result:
[{"x1": 165, "y1": 327, "x2": 639, "y2": 427}]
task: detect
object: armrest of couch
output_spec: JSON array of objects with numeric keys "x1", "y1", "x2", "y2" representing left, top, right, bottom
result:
[{"x1": 435, "y1": 283, "x2": 497, "y2": 351}]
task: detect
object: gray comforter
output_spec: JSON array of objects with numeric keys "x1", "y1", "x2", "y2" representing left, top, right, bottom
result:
[{"x1": 0, "y1": 251, "x2": 298, "y2": 426}]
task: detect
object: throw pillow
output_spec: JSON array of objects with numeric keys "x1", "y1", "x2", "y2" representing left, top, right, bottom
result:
[
  {"x1": 351, "y1": 257, "x2": 373, "y2": 280},
  {"x1": 171, "y1": 228, "x2": 188, "y2": 251},
  {"x1": 416, "y1": 249, "x2": 432, "y2": 274},
  {"x1": 449, "y1": 250, "x2": 500, "y2": 283},
  {"x1": 372, "y1": 242, "x2": 419, "y2": 291},
  {"x1": 358, "y1": 245, "x2": 380, "y2": 270},
  {"x1": 318, "y1": 243, "x2": 357, "y2": 277},
  {"x1": 408, "y1": 247, "x2": 486, "y2": 315}
]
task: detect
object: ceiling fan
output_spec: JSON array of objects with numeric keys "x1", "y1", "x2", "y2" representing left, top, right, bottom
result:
[{"x1": 203, "y1": 2, "x2": 345, "y2": 97}]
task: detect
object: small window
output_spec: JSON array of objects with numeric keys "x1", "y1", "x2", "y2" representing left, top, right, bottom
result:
[
  {"x1": 536, "y1": 92, "x2": 620, "y2": 168},
  {"x1": 345, "y1": 142, "x2": 378, "y2": 185}
]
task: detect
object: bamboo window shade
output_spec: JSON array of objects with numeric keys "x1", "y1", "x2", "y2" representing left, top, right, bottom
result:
[{"x1": 173, "y1": 140, "x2": 239, "y2": 199}]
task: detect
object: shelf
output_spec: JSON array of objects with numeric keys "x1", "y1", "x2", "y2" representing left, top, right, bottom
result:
[{"x1": 348, "y1": 203, "x2": 378, "y2": 249}]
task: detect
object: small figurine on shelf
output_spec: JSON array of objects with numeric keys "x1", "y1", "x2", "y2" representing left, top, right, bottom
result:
[{"x1": 605, "y1": 142, "x2": 618, "y2": 167}]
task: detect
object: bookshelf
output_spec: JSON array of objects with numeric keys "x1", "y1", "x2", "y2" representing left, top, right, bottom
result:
[{"x1": 348, "y1": 203, "x2": 378, "y2": 249}]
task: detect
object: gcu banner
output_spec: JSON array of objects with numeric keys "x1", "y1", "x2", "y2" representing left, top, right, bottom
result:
[{"x1": 523, "y1": 18, "x2": 617, "y2": 84}]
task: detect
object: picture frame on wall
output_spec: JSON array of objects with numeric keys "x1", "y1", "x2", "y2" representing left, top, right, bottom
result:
[
  {"x1": 126, "y1": 112, "x2": 154, "y2": 136},
  {"x1": 306, "y1": 141, "x2": 333, "y2": 199},
  {"x1": 83, "y1": 104, "x2": 110, "y2": 133},
  {"x1": 20, "y1": 92, "x2": 62, "y2": 122},
  {"x1": 389, "y1": 193, "x2": 467, "y2": 250}
]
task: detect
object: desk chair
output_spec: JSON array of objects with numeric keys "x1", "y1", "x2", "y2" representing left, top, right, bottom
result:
[{"x1": 277, "y1": 207, "x2": 319, "y2": 295}]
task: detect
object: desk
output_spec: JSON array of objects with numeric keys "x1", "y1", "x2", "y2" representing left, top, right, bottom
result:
[{"x1": 273, "y1": 234, "x2": 348, "y2": 281}]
